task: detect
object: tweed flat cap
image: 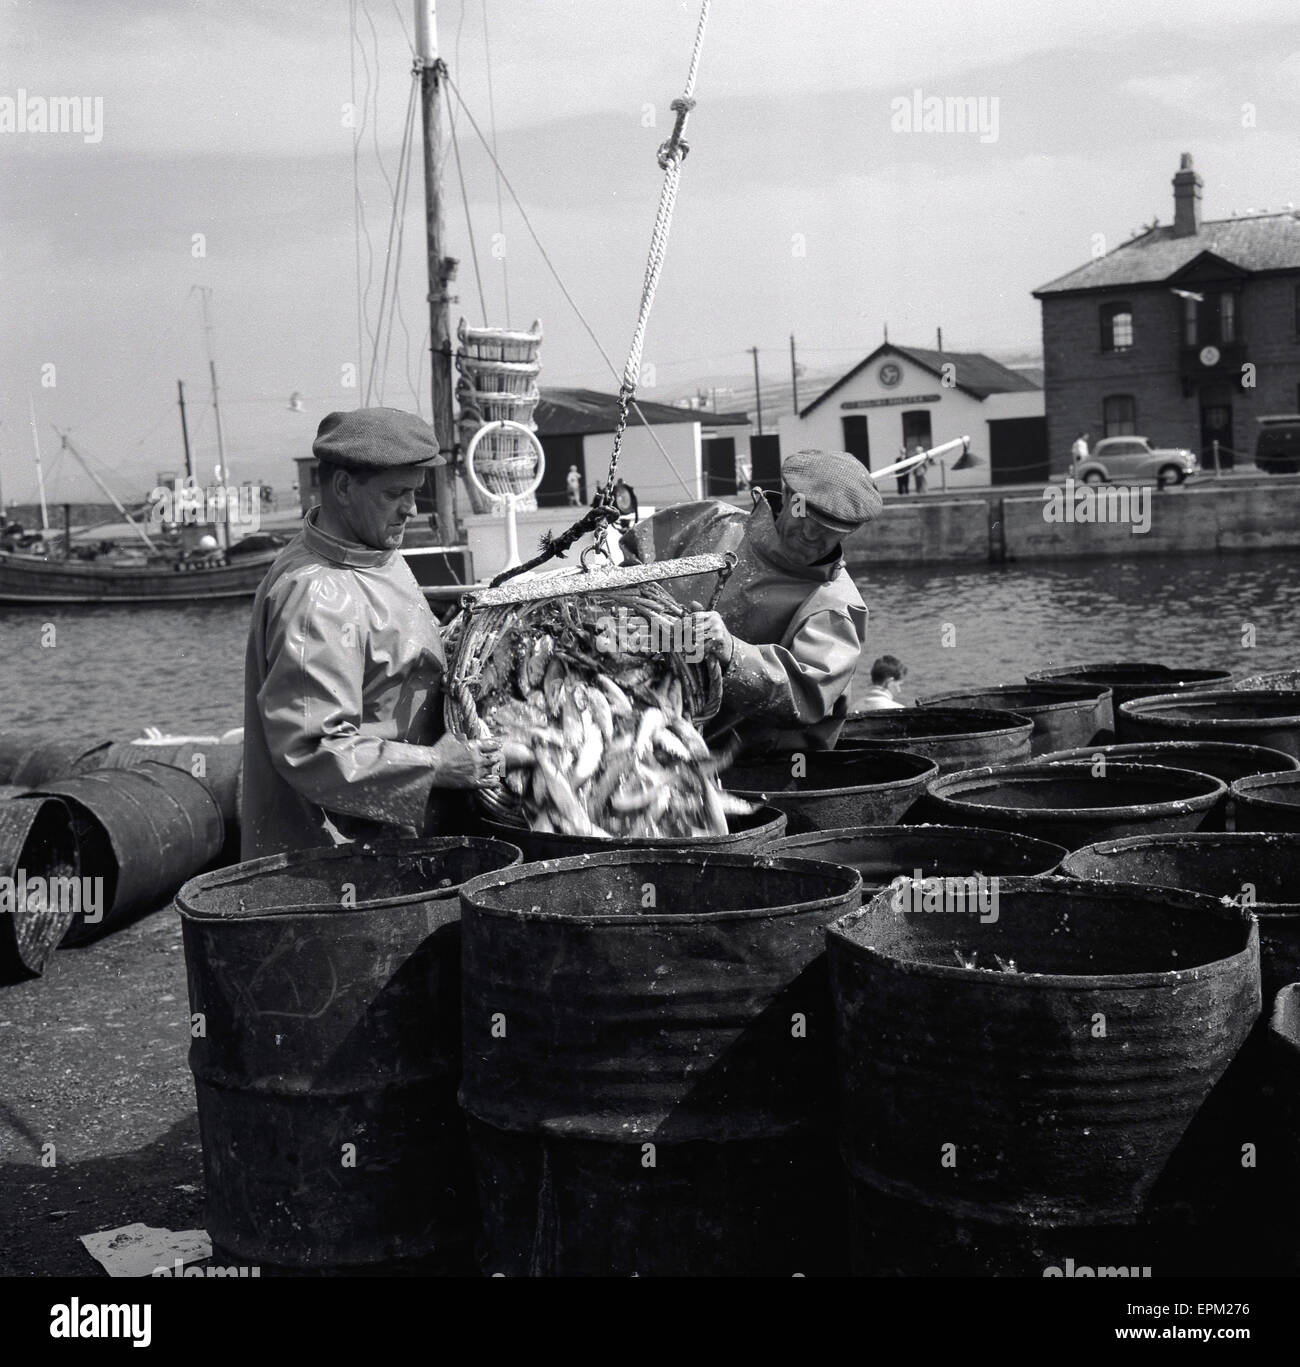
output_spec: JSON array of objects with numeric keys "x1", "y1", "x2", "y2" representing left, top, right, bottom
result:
[
  {"x1": 781, "y1": 449, "x2": 883, "y2": 532},
  {"x1": 313, "y1": 407, "x2": 445, "y2": 471}
]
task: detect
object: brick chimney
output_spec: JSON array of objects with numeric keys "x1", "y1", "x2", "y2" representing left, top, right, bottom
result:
[{"x1": 1172, "y1": 152, "x2": 1202, "y2": 238}]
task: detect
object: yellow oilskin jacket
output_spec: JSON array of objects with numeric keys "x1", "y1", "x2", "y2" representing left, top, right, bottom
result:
[
  {"x1": 240, "y1": 509, "x2": 450, "y2": 860},
  {"x1": 620, "y1": 491, "x2": 868, "y2": 751}
]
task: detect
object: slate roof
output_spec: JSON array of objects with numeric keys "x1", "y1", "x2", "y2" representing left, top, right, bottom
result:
[
  {"x1": 799, "y1": 343, "x2": 1041, "y2": 417},
  {"x1": 1034, "y1": 212, "x2": 1300, "y2": 296},
  {"x1": 534, "y1": 388, "x2": 749, "y2": 436}
]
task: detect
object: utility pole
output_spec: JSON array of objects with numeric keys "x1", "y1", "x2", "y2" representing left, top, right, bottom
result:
[
  {"x1": 750, "y1": 346, "x2": 763, "y2": 436},
  {"x1": 789, "y1": 333, "x2": 799, "y2": 414},
  {"x1": 937, "y1": 326, "x2": 944, "y2": 352},
  {"x1": 195, "y1": 286, "x2": 231, "y2": 548},
  {"x1": 177, "y1": 380, "x2": 194, "y2": 481},
  {"x1": 416, "y1": 0, "x2": 460, "y2": 546}
]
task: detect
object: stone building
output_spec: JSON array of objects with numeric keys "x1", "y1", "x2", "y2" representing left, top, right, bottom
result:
[{"x1": 1033, "y1": 154, "x2": 1300, "y2": 474}]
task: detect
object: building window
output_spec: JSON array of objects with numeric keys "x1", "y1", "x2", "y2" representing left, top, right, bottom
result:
[
  {"x1": 1219, "y1": 292, "x2": 1236, "y2": 344},
  {"x1": 1103, "y1": 394, "x2": 1137, "y2": 437},
  {"x1": 1101, "y1": 302, "x2": 1134, "y2": 353},
  {"x1": 1183, "y1": 295, "x2": 1198, "y2": 346}
]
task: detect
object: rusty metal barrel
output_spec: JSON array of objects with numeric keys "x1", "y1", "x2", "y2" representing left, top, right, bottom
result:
[
  {"x1": 829, "y1": 876, "x2": 1259, "y2": 1275},
  {"x1": 1231, "y1": 770, "x2": 1300, "y2": 833},
  {"x1": 723, "y1": 749, "x2": 937, "y2": 834},
  {"x1": 919, "y1": 683, "x2": 1114, "y2": 755},
  {"x1": 769, "y1": 823, "x2": 1066, "y2": 886},
  {"x1": 924, "y1": 760, "x2": 1225, "y2": 850},
  {"x1": 31, "y1": 762, "x2": 225, "y2": 944},
  {"x1": 839, "y1": 707, "x2": 1034, "y2": 774},
  {"x1": 0, "y1": 734, "x2": 112, "y2": 787},
  {"x1": 459, "y1": 849, "x2": 863, "y2": 1276},
  {"x1": 95, "y1": 741, "x2": 242, "y2": 829},
  {"x1": 177, "y1": 835, "x2": 522, "y2": 1271},
  {"x1": 1117, "y1": 689, "x2": 1300, "y2": 756},
  {"x1": 0, "y1": 795, "x2": 79, "y2": 982},
  {"x1": 1037, "y1": 740, "x2": 1299, "y2": 830},
  {"x1": 476, "y1": 802, "x2": 787, "y2": 861},
  {"x1": 1026, "y1": 661, "x2": 1234, "y2": 706},
  {"x1": 1270, "y1": 985, "x2": 1300, "y2": 1274}
]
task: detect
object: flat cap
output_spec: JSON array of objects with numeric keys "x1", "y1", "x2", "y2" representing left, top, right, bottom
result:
[
  {"x1": 313, "y1": 407, "x2": 445, "y2": 471},
  {"x1": 781, "y1": 449, "x2": 883, "y2": 532}
]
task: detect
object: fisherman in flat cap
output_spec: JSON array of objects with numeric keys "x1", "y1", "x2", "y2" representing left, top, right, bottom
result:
[
  {"x1": 620, "y1": 449, "x2": 878, "y2": 753},
  {"x1": 241, "y1": 407, "x2": 501, "y2": 859}
]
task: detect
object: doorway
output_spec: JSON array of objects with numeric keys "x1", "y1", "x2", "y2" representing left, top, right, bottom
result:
[
  {"x1": 901, "y1": 409, "x2": 933, "y2": 458},
  {"x1": 841, "y1": 415, "x2": 870, "y2": 470},
  {"x1": 1199, "y1": 401, "x2": 1235, "y2": 471}
]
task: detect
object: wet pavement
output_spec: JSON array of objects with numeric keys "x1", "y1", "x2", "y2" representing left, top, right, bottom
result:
[{"x1": 0, "y1": 904, "x2": 204, "y2": 1277}]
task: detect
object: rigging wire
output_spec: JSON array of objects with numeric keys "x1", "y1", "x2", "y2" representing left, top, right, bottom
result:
[
  {"x1": 445, "y1": 81, "x2": 488, "y2": 324},
  {"x1": 443, "y1": 72, "x2": 696, "y2": 498},
  {"x1": 349, "y1": 0, "x2": 368, "y2": 400},
  {"x1": 480, "y1": 0, "x2": 511, "y2": 327},
  {"x1": 379, "y1": 75, "x2": 420, "y2": 408}
]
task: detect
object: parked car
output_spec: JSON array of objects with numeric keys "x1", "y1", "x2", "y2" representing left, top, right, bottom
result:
[
  {"x1": 1073, "y1": 437, "x2": 1198, "y2": 487},
  {"x1": 1255, "y1": 415, "x2": 1300, "y2": 474}
]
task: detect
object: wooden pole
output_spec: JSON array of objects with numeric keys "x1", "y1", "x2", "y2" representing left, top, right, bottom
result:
[
  {"x1": 177, "y1": 380, "x2": 194, "y2": 481},
  {"x1": 416, "y1": 0, "x2": 460, "y2": 546},
  {"x1": 789, "y1": 334, "x2": 799, "y2": 414},
  {"x1": 750, "y1": 346, "x2": 763, "y2": 435},
  {"x1": 196, "y1": 287, "x2": 231, "y2": 549}
]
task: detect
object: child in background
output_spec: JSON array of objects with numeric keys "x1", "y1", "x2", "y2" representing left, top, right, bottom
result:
[{"x1": 857, "y1": 654, "x2": 907, "y2": 710}]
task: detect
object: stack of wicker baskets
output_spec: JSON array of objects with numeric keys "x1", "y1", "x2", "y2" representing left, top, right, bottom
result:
[{"x1": 456, "y1": 317, "x2": 543, "y2": 516}]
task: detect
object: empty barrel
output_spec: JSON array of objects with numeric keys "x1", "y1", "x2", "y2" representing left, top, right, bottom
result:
[
  {"x1": 1269, "y1": 985, "x2": 1300, "y2": 1275},
  {"x1": 177, "y1": 835, "x2": 522, "y2": 1271},
  {"x1": 723, "y1": 749, "x2": 937, "y2": 834},
  {"x1": 829, "y1": 876, "x2": 1259, "y2": 1275},
  {"x1": 95, "y1": 741, "x2": 243, "y2": 830},
  {"x1": 459, "y1": 849, "x2": 863, "y2": 1276},
  {"x1": 1118, "y1": 689, "x2": 1300, "y2": 757},
  {"x1": 768, "y1": 823, "x2": 1066, "y2": 886},
  {"x1": 0, "y1": 795, "x2": 79, "y2": 982},
  {"x1": 919, "y1": 683, "x2": 1114, "y2": 755},
  {"x1": 31, "y1": 762, "x2": 225, "y2": 943},
  {"x1": 0, "y1": 734, "x2": 112, "y2": 787},
  {"x1": 1231, "y1": 770, "x2": 1300, "y2": 833},
  {"x1": 925, "y1": 761, "x2": 1225, "y2": 850},
  {"x1": 839, "y1": 707, "x2": 1033, "y2": 773},
  {"x1": 1027, "y1": 661, "x2": 1233, "y2": 705},
  {"x1": 476, "y1": 802, "x2": 787, "y2": 861}
]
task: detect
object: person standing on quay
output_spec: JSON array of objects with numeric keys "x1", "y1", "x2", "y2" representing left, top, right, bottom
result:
[
  {"x1": 1071, "y1": 431, "x2": 1090, "y2": 471},
  {"x1": 895, "y1": 444, "x2": 911, "y2": 496},
  {"x1": 856, "y1": 654, "x2": 907, "y2": 710},
  {"x1": 241, "y1": 407, "x2": 501, "y2": 860}
]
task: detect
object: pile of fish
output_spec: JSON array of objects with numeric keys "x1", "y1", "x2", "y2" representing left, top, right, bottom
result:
[{"x1": 471, "y1": 598, "x2": 753, "y2": 839}]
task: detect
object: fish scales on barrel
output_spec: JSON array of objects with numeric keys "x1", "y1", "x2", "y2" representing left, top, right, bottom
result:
[{"x1": 475, "y1": 594, "x2": 756, "y2": 840}]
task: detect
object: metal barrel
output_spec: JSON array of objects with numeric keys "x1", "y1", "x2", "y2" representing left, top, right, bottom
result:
[
  {"x1": 176, "y1": 835, "x2": 523, "y2": 1272},
  {"x1": 1026, "y1": 661, "x2": 1234, "y2": 706},
  {"x1": 1117, "y1": 689, "x2": 1300, "y2": 756},
  {"x1": 1036, "y1": 740, "x2": 1299, "y2": 831},
  {"x1": 0, "y1": 735, "x2": 113, "y2": 787},
  {"x1": 919, "y1": 683, "x2": 1114, "y2": 756},
  {"x1": 1230, "y1": 769, "x2": 1300, "y2": 833},
  {"x1": 1235, "y1": 668, "x2": 1300, "y2": 691},
  {"x1": 829, "y1": 876, "x2": 1259, "y2": 1275},
  {"x1": 459, "y1": 849, "x2": 863, "y2": 1276},
  {"x1": 0, "y1": 795, "x2": 79, "y2": 982},
  {"x1": 1269, "y1": 985, "x2": 1300, "y2": 1275},
  {"x1": 768, "y1": 823, "x2": 1066, "y2": 886},
  {"x1": 1060, "y1": 831, "x2": 1300, "y2": 1001},
  {"x1": 723, "y1": 749, "x2": 938, "y2": 834},
  {"x1": 475, "y1": 802, "x2": 788, "y2": 861},
  {"x1": 30, "y1": 762, "x2": 225, "y2": 944},
  {"x1": 839, "y1": 707, "x2": 1033, "y2": 774},
  {"x1": 924, "y1": 760, "x2": 1225, "y2": 850}
]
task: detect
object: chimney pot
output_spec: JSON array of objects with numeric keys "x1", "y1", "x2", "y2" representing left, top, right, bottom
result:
[{"x1": 1172, "y1": 153, "x2": 1203, "y2": 238}]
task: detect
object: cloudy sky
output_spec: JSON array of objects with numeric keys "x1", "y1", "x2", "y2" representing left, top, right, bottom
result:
[{"x1": 1, "y1": 0, "x2": 1297, "y2": 501}]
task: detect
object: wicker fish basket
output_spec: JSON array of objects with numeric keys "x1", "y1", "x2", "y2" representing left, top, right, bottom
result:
[
  {"x1": 458, "y1": 316, "x2": 542, "y2": 363},
  {"x1": 445, "y1": 581, "x2": 723, "y2": 828},
  {"x1": 455, "y1": 356, "x2": 541, "y2": 396},
  {"x1": 458, "y1": 387, "x2": 541, "y2": 424}
]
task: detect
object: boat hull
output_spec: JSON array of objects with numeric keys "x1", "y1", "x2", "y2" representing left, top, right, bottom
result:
[{"x1": 0, "y1": 550, "x2": 279, "y2": 604}]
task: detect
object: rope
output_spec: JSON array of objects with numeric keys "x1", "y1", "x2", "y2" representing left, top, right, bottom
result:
[
  {"x1": 443, "y1": 74, "x2": 697, "y2": 499},
  {"x1": 481, "y1": 0, "x2": 512, "y2": 327},
  {"x1": 445, "y1": 81, "x2": 488, "y2": 323}
]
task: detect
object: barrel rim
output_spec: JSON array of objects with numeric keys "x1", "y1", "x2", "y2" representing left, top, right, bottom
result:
[
  {"x1": 1231, "y1": 767, "x2": 1300, "y2": 800},
  {"x1": 1270, "y1": 983, "x2": 1300, "y2": 1056},
  {"x1": 724, "y1": 749, "x2": 939, "y2": 799},
  {"x1": 827, "y1": 873, "x2": 1260, "y2": 989},
  {"x1": 1027, "y1": 661, "x2": 1235, "y2": 688},
  {"x1": 458, "y1": 847, "x2": 864, "y2": 924},
  {"x1": 844, "y1": 705, "x2": 1036, "y2": 739},
  {"x1": 767, "y1": 821, "x2": 1069, "y2": 866},
  {"x1": 1059, "y1": 830, "x2": 1300, "y2": 916},
  {"x1": 917, "y1": 682, "x2": 1114, "y2": 715},
  {"x1": 477, "y1": 801, "x2": 788, "y2": 847},
  {"x1": 175, "y1": 834, "x2": 524, "y2": 920},
  {"x1": 1037, "y1": 739, "x2": 1300, "y2": 772},
  {"x1": 1117, "y1": 687, "x2": 1300, "y2": 723},
  {"x1": 926, "y1": 760, "x2": 1227, "y2": 819}
]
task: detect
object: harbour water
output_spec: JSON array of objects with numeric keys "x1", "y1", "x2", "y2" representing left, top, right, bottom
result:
[{"x1": 1, "y1": 550, "x2": 1298, "y2": 737}]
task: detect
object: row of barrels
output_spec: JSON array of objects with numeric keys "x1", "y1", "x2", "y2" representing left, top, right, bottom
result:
[
  {"x1": 174, "y1": 825, "x2": 1300, "y2": 1277},
  {"x1": 0, "y1": 735, "x2": 241, "y2": 981}
]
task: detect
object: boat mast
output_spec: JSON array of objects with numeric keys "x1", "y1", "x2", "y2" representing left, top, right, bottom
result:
[
  {"x1": 28, "y1": 392, "x2": 50, "y2": 530},
  {"x1": 177, "y1": 379, "x2": 195, "y2": 480},
  {"x1": 57, "y1": 431, "x2": 158, "y2": 554},
  {"x1": 194, "y1": 286, "x2": 232, "y2": 548},
  {"x1": 415, "y1": 0, "x2": 459, "y2": 546}
]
